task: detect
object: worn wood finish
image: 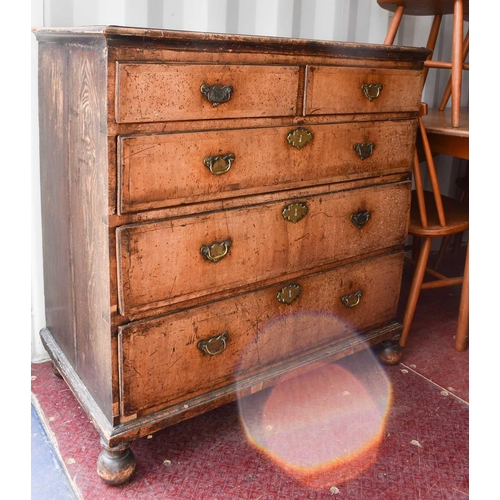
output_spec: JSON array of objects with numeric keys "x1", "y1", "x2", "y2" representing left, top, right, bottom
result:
[
  {"x1": 33, "y1": 25, "x2": 431, "y2": 62},
  {"x1": 305, "y1": 67, "x2": 423, "y2": 115},
  {"x1": 116, "y1": 63, "x2": 300, "y2": 123},
  {"x1": 117, "y1": 182, "x2": 410, "y2": 315},
  {"x1": 119, "y1": 120, "x2": 416, "y2": 213},
  {"x1": 37, "y1": 41, "x2": 114, "y2": 418},
  {"x1": 422, "y1": 107, "x2": 469, "y2": 159},
  {"x1": 67, "y1": 45, "x2": 114, "y2": 415},
  {"x1": 38, "y1": 45, "x2": 76, "y2": 363},
  {"x1": 33, "y1": 26, "x2": 429, "y2": 485},
  {"x1": 119, "y1": 252, "x2": 404, "y2": 417}
]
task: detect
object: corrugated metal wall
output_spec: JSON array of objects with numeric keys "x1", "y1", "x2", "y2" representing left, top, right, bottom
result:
[
  {"x1": 40, "y1": 0, "x2": 468, "y2": 108},
  {"x1": 31, "y1": 0, "x2": 469, "y2": 360}
]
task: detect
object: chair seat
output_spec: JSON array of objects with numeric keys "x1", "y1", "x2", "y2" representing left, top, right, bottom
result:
[
  {"x1": 377, "y1": 0, "x2": 469, "y2": 17},
  {"x1": 409, "y1": 190, "x2": 468, "y2": 237}
]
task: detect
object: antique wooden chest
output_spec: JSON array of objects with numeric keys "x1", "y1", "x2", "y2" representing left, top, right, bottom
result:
[{"x1": 33, "y1": 26, "x2": 429, "y2": 484}]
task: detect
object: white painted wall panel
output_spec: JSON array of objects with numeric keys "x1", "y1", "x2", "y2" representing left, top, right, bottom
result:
[
  {"x1": 237, "y1": 0, "x2": 257, "y2": 35},
  {"x1": 97, "y1": 0, "x2": 126, "y2": 26},
  {"x1": 32, "y1": 0, "x2": 47, "y2": 362},
  {"x1": 207, "y1": 0, "x2": 229, "y2": 34},
  {"x1": 73, "y1": 0, "x2": 100, "y2": 26},
  {"x1": 275, "y1": 0, "x2": 294, "y2": 38},
  {"x1": 124, "y1": 0, "x2": 148, "y2": 28},
  {"x1": 183, "y1": 0, "x2": 209, "y2": 32},
  {"x1": 43, "y1": 0, "x2": 73, "y2": 26},
  {"x1": 255, "y1": 0, "x2": 280, "y2": 37},
  {"x1": 162, "y1": 0, "x2": 184, "y2": 30},
  {"x1": 313, "y1": 0, "x2": 337, "y2": 42}
]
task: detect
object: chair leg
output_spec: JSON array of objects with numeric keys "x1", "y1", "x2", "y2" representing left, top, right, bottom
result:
[
  {"x1": 455, "y1": 242, "x2": 469, "y2": 351},
  {"x1": 451, "y1": 232, "x2": 463, "y2": 256},
  {"x1": 411, "y1": 236, "x2": 421, "y2": 261},
  {"x1": 383, "y1": 5, "x2": 404, "y2": 44},
  {"x1": 400, "y1": 237, "x2": 432, "y2": 347},
  {"x1": 435, "y1": 235, "x2": 451, "y2": 270},
  {"x1": 451, "y1": 0, "x2": 464, "y2": 127},
  {"x1": 439, "y1": 30, "x2": 469, "y2": 111}
]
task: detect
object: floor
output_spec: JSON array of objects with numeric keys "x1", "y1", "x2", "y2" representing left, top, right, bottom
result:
[
  {"x1": 31, "y1": 402, "x2": 80, "y2": 500},
  {"x1": 31, "y1": 251, "x2": 470, "y2": 500}
]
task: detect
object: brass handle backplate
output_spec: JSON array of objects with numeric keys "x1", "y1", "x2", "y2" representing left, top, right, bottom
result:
[
  {"x1": 200, "y1": 84, "x2": 233, "y2": 106},
  {"x1": 342, "y1": 290, "x2": 362, "y2": 308},
  {"x1": 203, "y1": 154, "x2": 235, "y2": 175},
  {"x1": 350, "y1": 211, "x2": 371, "y2": 229},
  {"x1": 361, "y1": 83, "x2": 383, "y2": 101},
  {"x1": 276, "y1": 284, "x2": 302, "y2": 305},
  {"x1": 287, "y1": 128, "x2": 313, "y2": 150},
  {"x1": 198, "y1": 332, "x2": 229, "y2": 355},
  {"x1": 282, "y1": 202, "x2": 308, "y2": 223},
  {"x1": 354, "y1": 142, "x2": 374, "y2": 160},
  {"x1": 200, "y1": 238, "x2": 232, "y2": 263}
]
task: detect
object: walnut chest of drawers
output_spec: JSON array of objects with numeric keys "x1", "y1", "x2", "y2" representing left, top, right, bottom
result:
[{"x1": 33, "y1": 26, "x2": 429, "y2": 484}]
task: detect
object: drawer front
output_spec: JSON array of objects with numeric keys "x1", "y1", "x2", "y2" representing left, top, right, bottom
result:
[
  {"x1": 119, "y1": 120, "x2": 416, "y2": 213},
  {"x1": 305, "y1": 66, "x2": 423, "y2": 115},
  {"x1": 118, "y1": 252, "x2": 404, "y2": 417},
  {"x1": 116, "y1": 63, "x2": 300, "y2": 123},
  {"x1": 117, "y1": 181, "x2": 410, "y2": 315}
]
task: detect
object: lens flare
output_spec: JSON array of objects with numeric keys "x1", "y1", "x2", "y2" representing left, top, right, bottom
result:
[{"x1": 236, "y1": 313, "x2": 392, "y2": 490}]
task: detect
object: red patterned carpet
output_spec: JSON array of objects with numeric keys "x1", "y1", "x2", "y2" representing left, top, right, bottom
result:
[{"x1": 31, "y1": 258, "x2": 469, "y2": 499}]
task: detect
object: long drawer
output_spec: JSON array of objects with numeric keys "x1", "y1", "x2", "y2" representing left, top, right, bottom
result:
[
  {"x1": 118, "y1": 251, "x2": 404, "y2": 417},
  {"x1": 117, "y1": 181, "x2": 410, "y2": 316},
  {"x1": 118, "y1": 119, "x2": 416, "y2": 213},
  {"x1": 305, "y1": 66, "x2": 423, "y2": 115},
  {"x1": 115, "y1": 63, "x2": 300, "y2": 123}
]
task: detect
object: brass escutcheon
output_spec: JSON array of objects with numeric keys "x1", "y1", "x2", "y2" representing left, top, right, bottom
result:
[
  {"x1": 197, "y1": 332, "x2": 229, "y2": 355},
  {"x1": 354, "y1": 142, "x2": 374, "y2": 160},
  {"x1": 276, "y1": 284, "x2": 302, "y2": 305},
  {"x1": 286, "y1": 128, "x2": 313, "y2": 150},
  {"x1": 203, "y1": 153, "x2": 235, "y2": 175},
  {"x1": 350, "y1": 211, "x2": 371, "y2": 229},
  {"x1": 200, "y1": 83, "x2": 233, "y2": 106},
  {"x1": 282, "y1": 202, "x2": 308, "y2": 223},
  {"x1": 200, "y1": 238, "x2": 232, "y2": 263},
  {"x1": 341, "y1": 290, "x2": 362, "y2": 308},
  {"x1": 361, "y1": 83, "x2": 383, "y2": 101}
]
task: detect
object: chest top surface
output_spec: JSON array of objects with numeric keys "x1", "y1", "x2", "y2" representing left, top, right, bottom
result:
[{"x1": 32, "y1": 24, "x2": 430, "y2": 60}]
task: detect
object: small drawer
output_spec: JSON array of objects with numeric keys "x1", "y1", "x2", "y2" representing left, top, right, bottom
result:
[
  {"x1": 115, "y1": 62, "x2": 300, "y2": 123},
  {"x1": 118, "y1": 119, "x2": 416, "y2": 213},
  {"x1": 118, "y1": 252, "x2": 404, "y2": 417},
  {"x1": 116, "y1": 181, "x2": 410, "y2": 316},
  {"x1": 305, "y1": 66, "x2": 423, "y2": 115}
]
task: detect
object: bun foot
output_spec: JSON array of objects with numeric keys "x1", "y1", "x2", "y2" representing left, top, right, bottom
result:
[
  {"x1": 97, "y1": 442, "x2": 136, "y2": 485},
  {"x1": 374, "y1": 339, "x2": 403, "y2": 365}
]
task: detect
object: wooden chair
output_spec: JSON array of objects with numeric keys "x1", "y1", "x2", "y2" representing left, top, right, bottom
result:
[
  {"x1": 417, "y1": 106, "x2": 469, "y2": 271},
  {"x1": 400, "y1": 103, "x2": 469, "y2": 351},
  {"x1": 378, "y1": 0, "x2": 469, "y2": 127}
]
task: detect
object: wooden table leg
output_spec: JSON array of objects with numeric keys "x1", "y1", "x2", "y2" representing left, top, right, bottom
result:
[{"x1": 455, "y1": 242, "x2": 469, "y2": 351}]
